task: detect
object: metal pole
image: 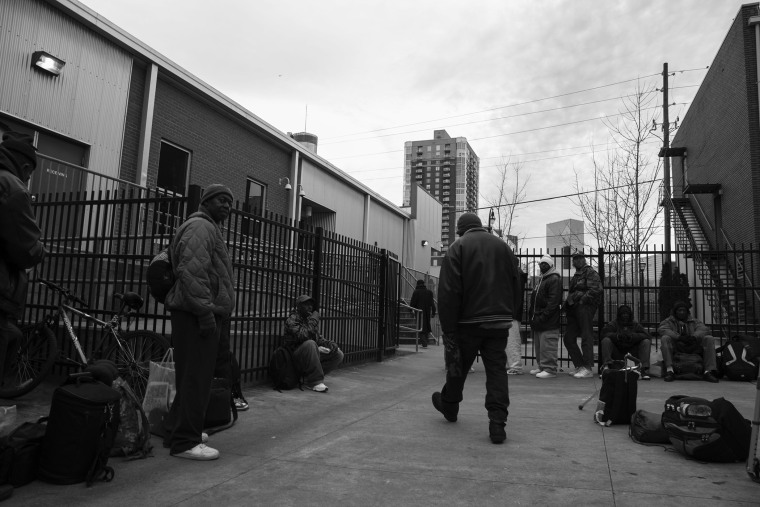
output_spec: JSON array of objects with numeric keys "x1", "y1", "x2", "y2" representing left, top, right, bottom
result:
[{"x1": 663, "y1": 62, "x2": 672, "y2": 254}]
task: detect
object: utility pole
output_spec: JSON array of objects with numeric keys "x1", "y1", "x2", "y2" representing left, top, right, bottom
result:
[{"x1": 662, "y1": 62, "x2": 671, "y2": 254}]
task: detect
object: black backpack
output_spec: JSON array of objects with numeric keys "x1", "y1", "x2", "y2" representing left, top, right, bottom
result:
[
  {"x1": 0, "y1": 418, "x2": 48, "y2": 487},
  {"x1": 146, "y1": 248, "x2": 174, "y2": 303},
  {"x1": 629, "y1": 409, "x2": 670, "y2": 445},
  {"x1": 594, "y1": 361, "x2": 638, "y2": 426},
  {"x1": 718, "y1": 337, "x2": 759, "y2": 381},
  {"x1": 673, "y1": 352, "x2": 703, "y2": 380},
  {"x1": 662, "y1": 395, "x2": 751, "y2": 462},
  {"x1": 268, "y1": 346, "x2": 300, "y2": 391},
  {"x1": 37, "y1": 374, "x2": 121, "y2": 486}
]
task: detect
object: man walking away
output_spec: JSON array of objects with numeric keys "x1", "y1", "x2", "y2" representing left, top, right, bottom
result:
[
  {"x1": 432, "y1": 212, "x2": 521, "y2": 444},
  {"x1": 410, "y1": 279, "x2": 436, "y2": 348}
]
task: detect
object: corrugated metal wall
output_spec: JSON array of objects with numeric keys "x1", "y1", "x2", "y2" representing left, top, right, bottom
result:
[{"x1": 0, "y1": 0, "x2": 132, "y2": 177}]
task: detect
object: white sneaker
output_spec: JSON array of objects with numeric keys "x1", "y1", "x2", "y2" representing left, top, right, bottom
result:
[
  {"x1": 307, "y1": 383, "x2": 328, "y2": 392},
  {"x1": 173, "y1": 443, "x2": 219, "y2": 461},
  {"x1": 574, "y1": 367, "x2": 594, "y2": 379},
  {"x1": 529, "y1": 368, "x2": 541, "y2": 375},
  {"x1": 201, "y1": 432, "x2": 208, "y2": 443},
  {"x1": 566, "y1": 366, "x2": 581, "y2": 376},
  {"x1": 536, "y1": 370, "x2": 557, "y2": 379}
]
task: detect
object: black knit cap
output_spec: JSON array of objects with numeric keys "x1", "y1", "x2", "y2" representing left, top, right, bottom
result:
[
  {"x1": 201, "y1": 183, "x2": 234, "y2": 204},
  {"x1": 1, "y1": 132, "x2": 37, "y2": 168},
  {"x1": 456, "y1": 212, "x2": 482, "y2": 236},
  {"x1": 416, "y1": 279, "x2": 425, "y2": 287}
]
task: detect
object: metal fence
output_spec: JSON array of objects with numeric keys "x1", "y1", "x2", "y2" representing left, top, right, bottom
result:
[
  {"x1": 25, "y1": 186, "x2": 400, "y2": 384},
  {"x1": 515, "y1": 246, "x2": 760, "y2": 368}
]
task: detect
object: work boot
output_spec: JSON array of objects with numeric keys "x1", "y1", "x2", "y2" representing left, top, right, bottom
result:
[
  {"x1": 489, "y1": 421, "x2": 506, "y2": 444},
  {"x1": 431, "y1": 392, "x2": 458, "y2": 422}
]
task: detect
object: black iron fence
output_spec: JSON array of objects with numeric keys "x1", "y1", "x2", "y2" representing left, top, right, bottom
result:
[
  {"x1": 25, "y1": 186, "x2": 399, "y2": 384},
  {"x1": 515, "y1": 246, "x2": 760, "y2": 367}
]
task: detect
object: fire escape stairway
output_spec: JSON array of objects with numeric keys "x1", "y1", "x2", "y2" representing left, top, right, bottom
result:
[{"x1": 668, "y1": 197, "x2": 747, "y2": 329}]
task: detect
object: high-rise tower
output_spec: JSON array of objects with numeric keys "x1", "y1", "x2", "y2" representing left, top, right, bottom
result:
[{"x1": 403, "y1": 130, "x2": 479, "y2": 252}]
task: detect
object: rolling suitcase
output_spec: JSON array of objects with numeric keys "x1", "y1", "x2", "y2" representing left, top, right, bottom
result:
[{"x1": 37, "y1": 373, "x2": 121, "y2": 486}]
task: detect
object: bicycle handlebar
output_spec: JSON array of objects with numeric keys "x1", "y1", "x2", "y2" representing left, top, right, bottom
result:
[{"x1": 37, "y1": 278, "x2": 89, "y2": 307}]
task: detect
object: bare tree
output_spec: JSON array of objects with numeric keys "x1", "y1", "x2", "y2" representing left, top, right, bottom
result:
[
  {"x1": 482, "y1": 156, "x2": 530, "y2": 251},
  {"x1": 574, "y1": 81, "x2": 662, "y2": 285}
]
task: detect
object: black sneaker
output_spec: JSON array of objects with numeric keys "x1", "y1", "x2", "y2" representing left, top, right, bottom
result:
[
  {"x1": 489, "y1": 421, "x2": 506, "y2": 444},
  {"x1": 432, "y1": 392, "x2": 457, "y2": 422},
  {"x1": 703, "y1": 371, "x2": 719, "y2": 383},
  {"x1": 640, "y1": 369, "x2": 651, "y2": 381},
  {"x1": 663, "y1": 371, "x2": 675, "y2": 382}
]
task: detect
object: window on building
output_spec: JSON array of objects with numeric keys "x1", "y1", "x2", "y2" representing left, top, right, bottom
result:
[
  {"x1": 157, "y1": 141, "x2": 190, "y2": 195},
  {"x1": 242, "y1": 178, "x2": 265, "y2": 238}
]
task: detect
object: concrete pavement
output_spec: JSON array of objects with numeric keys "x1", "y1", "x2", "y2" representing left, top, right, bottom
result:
[{"x1": 3, "y1": 344, "x2": 759, "y2": 506}]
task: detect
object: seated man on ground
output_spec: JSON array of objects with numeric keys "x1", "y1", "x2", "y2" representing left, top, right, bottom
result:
[
  {"x1": 600, "y1": 304, "x2": 652, "y2": 380},
  {"x1": 657, "y1": 300, "x2": 719, "y2": 383},
  {"x1": 283, "y1": 294, "x2": 344, "y2": 392}
]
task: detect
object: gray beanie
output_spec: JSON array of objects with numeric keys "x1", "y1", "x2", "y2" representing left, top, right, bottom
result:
[{"x1": 201, "y1": 184, "x2": 234, "y2": 204}]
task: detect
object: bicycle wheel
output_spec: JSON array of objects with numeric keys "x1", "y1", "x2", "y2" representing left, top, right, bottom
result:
[
  {"x1": 0, "y1": 323, "x2": 57, "y2": 399},
  {"x1": 105, "y1": 330, "x2": 169, "y2": 401}
]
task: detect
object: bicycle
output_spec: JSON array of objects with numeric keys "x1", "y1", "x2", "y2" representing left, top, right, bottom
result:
[{"x1": 0, "y1": 278, "x2": 170, "y2": 400}]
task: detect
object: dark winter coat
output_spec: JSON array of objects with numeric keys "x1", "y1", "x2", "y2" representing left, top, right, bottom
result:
[
  {"x1": 437, "y1": 227, "x2": 521, "y2": 336},
  {"x1": 0, "y1": 147, "x2": 46, "y2": 316},
  {"x1": 528, "y1": 270, "x2": 562, "y2": 331},
  {"x1": 164, "y1": 211, "x2": 235, "y2": 322},
  {"x1": 566, "y1": 264, "x2": 603, "y2": 308},
  {"x1": 410, "y1": 284, "x2": 436, "y2": 334},
  {"x1": 601, "y1": 304, "x2": 649, "y2": 349}
]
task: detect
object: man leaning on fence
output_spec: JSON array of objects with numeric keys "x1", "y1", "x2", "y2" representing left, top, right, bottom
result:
[
  {"x1": 0, "y1": 132, "x2": 47, "y2": 387},
  {"x1": 562, "y1": 251, "x2": 602, "y2": 379},
  {"x1": 163, "y1": 184, "x2": 236, "y2": 461}
]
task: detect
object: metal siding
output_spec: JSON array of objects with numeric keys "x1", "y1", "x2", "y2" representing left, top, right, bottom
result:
[{"x1": 0, "y1": 0, "x2": 131, "y2": 177}]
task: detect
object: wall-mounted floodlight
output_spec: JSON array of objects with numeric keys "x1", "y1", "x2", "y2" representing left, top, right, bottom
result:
[
  {"x1": 32, "y1": 51, "x2": 65, "y2": 76},
  {"x1": 421, "y1": 240, "x2": 429, "y2": 247},
  {"x1": 298, "y1": 185, "x2": 305, "y2": 197},
  {"x1": 279, "y1": 177, "x2": 292, "y2": 190}
]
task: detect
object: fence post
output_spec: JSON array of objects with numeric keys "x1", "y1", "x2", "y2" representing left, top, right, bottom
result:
[
  {"x1": 312, "y1": 227, "x2": 323, "y2": 302},
  {"x1": 377, "y1": 249, "x2": 388, "y2": 362},
  {"x1": 597, "y1": 248, "x2": 605, "y2": 372},
  {"x1": 187, "y1": 184, "x2": 202, "y2": 217}
]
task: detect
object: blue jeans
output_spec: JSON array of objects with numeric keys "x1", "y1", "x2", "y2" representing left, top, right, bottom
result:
[
  {"x1": 563, "y1": 304, "x2": 597, "y2": 369},
  {"x1": 533, "y1": 328, "x2": 559, "y2": 373},
  {"x1": 440, "y1": 333, "x2": 510, "y2": 424}
]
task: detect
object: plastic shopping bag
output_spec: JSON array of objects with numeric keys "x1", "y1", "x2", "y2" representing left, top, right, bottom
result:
[{"x1": 142, "y1": 348, "x2": 174, "y2": 437}]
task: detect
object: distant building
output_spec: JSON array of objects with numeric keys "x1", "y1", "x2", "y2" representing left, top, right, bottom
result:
[{"x1": 403, "y1": 130, "x2": 479, "y2": 253}]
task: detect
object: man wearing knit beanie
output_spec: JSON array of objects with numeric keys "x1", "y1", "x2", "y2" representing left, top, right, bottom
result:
[
  {"x1": 528, "y1": 254, "x2": 562, "y2": 378},
  {"x1": 162, "y1": 183, "x2": 236, "y2": 460},
  {"x1": 0, "y1": 131, "x2": 47, "y2": 385},
  {"x1": 657, "y1": 300, "x2": 719, "y2": 383},
  {"x1": 433, "y1": 211, "x2": 522, "y2": 444}
]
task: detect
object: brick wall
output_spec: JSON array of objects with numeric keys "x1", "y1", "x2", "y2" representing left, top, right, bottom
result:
[
  {"x1": 119, "y1": 62, "x2": 146, "y2": 185},
  {"x1": 671, "y1": 5, "x2": 757, "y2": 247},
  {"x1": 147, "y1": 78, "x2": 292, "y2": 216}
]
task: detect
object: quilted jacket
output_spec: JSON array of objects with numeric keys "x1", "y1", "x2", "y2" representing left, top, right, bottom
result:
[{"x1": 164, "y1": 211, "x2": 235, "y2": 321}]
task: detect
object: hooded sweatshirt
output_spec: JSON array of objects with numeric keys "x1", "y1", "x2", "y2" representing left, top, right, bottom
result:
[{"x1": 528, "y1": 263, "x2": 562, "y2": 331}]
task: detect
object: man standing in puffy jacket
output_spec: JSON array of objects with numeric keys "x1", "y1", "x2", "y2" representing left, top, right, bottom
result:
[
  {"x1": 563, "y1": 251, "x2": 602, "y2": 379},
  {"x1": 163, "y1": 184, "x2": 236, "y2": 461},
  {"x1": 528, "y1": 255, "x2": 562, "y2": 378},
  {"x1": 0, "y1": 132, "x2": 47, "y2": 384},
  {"x1": 431, "y1": 212, "x2": 521, "y2": 444}
]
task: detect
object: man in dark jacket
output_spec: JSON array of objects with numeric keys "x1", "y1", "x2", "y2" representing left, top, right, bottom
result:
[
  {"x1": 432, "y1": 212, "x2": 521, "y2": 444},
  {"x1": 563, "y1": 251, "x2": 603, "y2": 379},
  {"x1": 0, "y1": 132, "x2": 47, "y2": 384},
  {"x1": 283, "y1": 294, "x2": 344, "y2": 392},
  {"x1": 410, "y1": 279, "x2": 436, "y2": 348},
  {"x1": 600, "y1": 304, "x2": 651, "y2": 380},
  {"x1": 163, "y1": 184, "x2": 236, "y2": 461},
  {"x1": 528, "y1": 255, "x2": 562, "y2": 378}
]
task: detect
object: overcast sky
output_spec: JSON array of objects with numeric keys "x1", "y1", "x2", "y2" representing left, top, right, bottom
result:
[{"x1": 80, "y1": 0, "x2": 744, "y2": 252}]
